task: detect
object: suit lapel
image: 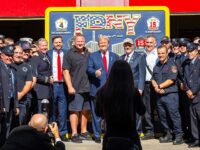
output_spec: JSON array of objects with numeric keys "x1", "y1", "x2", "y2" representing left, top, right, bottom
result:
[
  {"x1": 129, "y1": 53, "x2": 137, "y2": 64},
  {"x1": 97, "y1": 51, "x2": 104, "y2": 70},
  {"x1": 108, "y1": 52, "x2": 113, "y2": 72}
]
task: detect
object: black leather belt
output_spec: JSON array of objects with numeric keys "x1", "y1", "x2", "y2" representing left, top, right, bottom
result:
[
  {"x1": 145, "y1": 81, "x2": 151, "y2": 84},
  {"x1": 54, "y1": 82, "x2": 64, "y2": 84}
]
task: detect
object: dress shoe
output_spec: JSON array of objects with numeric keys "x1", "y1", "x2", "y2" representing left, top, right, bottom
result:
[
  {"x1": 188, "y1": 140, "x2": 200, "y2": 148},
  {"x1": 173, "y1": 137, "x2": 184, "y2": 145},
  {"x1": 92, "y1": 136, "x2": 101, "y2": 143},
  {"x1": 142, "y1": 131, "x2": 154, "y2": 140},
  {"x1": 159, "y1": 132, "x2": 173, "y2": 143}
]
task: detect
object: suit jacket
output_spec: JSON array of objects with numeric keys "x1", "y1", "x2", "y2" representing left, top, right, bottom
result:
[
  {"x1": 183, "y1": 57, "x2": 200, "y2": 103},
  {"x1": 0, "y1": 61, "x2": 18, "y2": 112},
  {"x1": 47, "y1": 48, "x2": 67, "y2": 82},
  {"x1": 30, "y1": 52, "x2": 52, "y2": 99},
  {"x1": 47, "y1": 48, "x2": 67, "y2": 64},
  {"x1": 121, "y1": 52, "x2": 146, "y2": 91},
  {"x1": 87, "y1": 50, "x2": 119, "y2": 97},
  {"x1": 1, "y1": 125, "x2": 65, "y2": 150}
]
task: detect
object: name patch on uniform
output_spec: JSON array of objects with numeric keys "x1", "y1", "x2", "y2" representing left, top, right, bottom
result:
[{"x1": 171, "y1": 65, "x2": 177, "y2": 73}]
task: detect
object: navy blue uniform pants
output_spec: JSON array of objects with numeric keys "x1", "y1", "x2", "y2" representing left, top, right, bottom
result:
[
  {"x1": 157, "y1": 93, "x2": 183, "y2": 137},
  {"x1": 190, "y1": 102, "x2": 200, "y2": 141}
]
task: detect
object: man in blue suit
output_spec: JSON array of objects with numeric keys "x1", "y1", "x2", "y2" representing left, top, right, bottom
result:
[
  {"x1": 87, "y1": 35, "x2": 119, "y2": 143},
  {"x1": 47, "y1": 35, "x2": 68, "y2": 141},
  {"x1": 121, "y1": 38, "x2": 146, "y2": 94},
  {"x1": 120, "y1": 38, "x2": 146, "y2": 138}
]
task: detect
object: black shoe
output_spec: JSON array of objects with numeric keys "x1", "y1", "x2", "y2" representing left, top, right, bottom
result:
[
  {"x1": 61, "y1": 135, "x2": 70, "y2": 142},
  {"x1": 173, "y1": 137, "x2": 184, "y2": 145},
  {"x1": 92, "y1": 136, "x2": 101, "y2": 143},
  {"x1": 188, "y1": 140, "x2": 200, "y2": 148},
  {"x1": 142, "y1": 131, "x2": 154, "y2": 140},
  {"x1": 80, "y1": 132, "x2": 92, "y2": 140},
  {"x1": 184, "y1": 137, "x2": 193, "y2": 144},
  {"x1": 71, "y1": 134, "x2": 82, "y2": 143},
  {"x1": 159, "y1": 133, "x2": 173, "y2": 143}
]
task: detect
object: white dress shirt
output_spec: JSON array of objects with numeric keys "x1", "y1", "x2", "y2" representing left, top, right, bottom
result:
[
  {"x1": 52, "y1": 50, "x2": 64, "y2": 82},
  {"x1": 145, "y1": 48, "x2": 158, "y2": 81},
  {"x1": 124, "y1": 51, "x2": 134, "y2": 63},
  {"x1": 101, "y1": 51, "x2": 109, "y2": 69}
]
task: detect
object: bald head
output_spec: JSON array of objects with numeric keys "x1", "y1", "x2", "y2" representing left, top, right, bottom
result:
[{"x1": 29, "y1": 114, "x2": 48, "y2": 132}]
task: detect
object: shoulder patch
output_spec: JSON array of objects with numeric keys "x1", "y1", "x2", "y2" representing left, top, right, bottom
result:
[{"x1": 171, "y1": 65, "x2": 177, "y2": 73}]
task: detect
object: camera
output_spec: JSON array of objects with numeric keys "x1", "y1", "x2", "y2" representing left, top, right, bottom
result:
[{"x1": 47, "y1": 123, "x2": 55, "y2": 144}]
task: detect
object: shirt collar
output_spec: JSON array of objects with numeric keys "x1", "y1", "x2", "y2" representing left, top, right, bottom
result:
[
  {"x1": 127, "y1": 50, "x2": 134, "y2": 58},
  {"x1": 191, "y1": 57, "x2": 197, "y2": 64},
  {"x1": 146, "y1": 48, "x2": 157, "y2": 55}
]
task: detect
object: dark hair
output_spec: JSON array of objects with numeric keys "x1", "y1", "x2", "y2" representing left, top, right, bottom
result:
[
  {"x1": 157, "y1": 45, "x2": 168, "y2": 52},
  {"x1": 96, "y1": 60, "x2": 136, "y2": 121},
  {"x1": 51, "y1": 35, "x2": 63, "y2": 43}
]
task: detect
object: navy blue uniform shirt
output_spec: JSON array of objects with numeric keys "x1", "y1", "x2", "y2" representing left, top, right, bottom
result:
[{"x1": 152, "y1": 58, "x2": 178, "y2": 94}]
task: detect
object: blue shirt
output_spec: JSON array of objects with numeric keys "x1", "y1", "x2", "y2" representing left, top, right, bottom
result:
[{"x1": 152, "y1": 58, "x2": 178, "y2": 94}]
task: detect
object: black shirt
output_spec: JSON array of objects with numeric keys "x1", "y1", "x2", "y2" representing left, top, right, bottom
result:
[
  {"x1": 14, "y1": 62, "x2": 33, "y2": 92},
  {"x1": 62, "y1": 47, "x2": 90, "y2": 93}
]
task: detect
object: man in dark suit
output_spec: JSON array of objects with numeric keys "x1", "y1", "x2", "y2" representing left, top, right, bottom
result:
[
  {"x1": 1, "y1": 114, "x2": 65, "y2": 150},
  {"x1": 183, "y1": 43, "x2": 200, "y2": 148},
  {"x1": 120, "y1": 38, "x2": 146, "y2": 138},
  {"x1": 30, "y1": 38, "x2": 53, "y2": 119},
  {"x1": 0, "y1": 45, "x2": 19, "y2": 147},
  {"x1": 121, "y1": 38, "x2": 146, "y2": 95},
  {"x1": 87, "y1": 35, "x2": 119, "y2": 143},
  {"x1": 47, "y1": 35, "x2": 68, "y2": 141}
]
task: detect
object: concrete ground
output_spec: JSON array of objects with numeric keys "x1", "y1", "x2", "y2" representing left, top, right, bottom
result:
[{"x1": 64, "y1": 139, "x2": 200, "y2": 150}]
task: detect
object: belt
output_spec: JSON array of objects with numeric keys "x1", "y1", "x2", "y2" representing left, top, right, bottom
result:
[
  {"x1": 145, "y1": 81, "x2": 151, "y2": 84},
  {"x1": 54, "y1": 81, "x2": 64, "y2": 84}
]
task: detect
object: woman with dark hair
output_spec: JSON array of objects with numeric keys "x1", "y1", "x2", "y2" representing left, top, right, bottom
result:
[{"x1": 96, "y1": 60, "x2": 146, "y2": 150}]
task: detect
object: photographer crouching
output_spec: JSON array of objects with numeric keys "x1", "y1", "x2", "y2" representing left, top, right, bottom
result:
[{"x1": 1, "y1": 114, "x2": 65, "y2": 150}]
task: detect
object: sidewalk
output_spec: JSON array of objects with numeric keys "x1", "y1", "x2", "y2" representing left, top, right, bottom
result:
[{"x1": 64, "y1": 139, "x2": 200, "y2": 150}]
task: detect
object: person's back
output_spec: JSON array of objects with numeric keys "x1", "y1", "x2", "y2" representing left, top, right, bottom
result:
[
  {"x1": 1, "y1": 114, "x2": 65, "y2": 150},
  {"x1": 96, "y1": 60, "x2": 146, "y2": 150}
]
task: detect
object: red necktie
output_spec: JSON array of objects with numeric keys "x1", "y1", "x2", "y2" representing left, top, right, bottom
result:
[
  {"x1": 57, "y1": 51, "x2": 62, "y2": 81},
  {"x1": 103, "y1": 53, "x2": 108, "y2": 72}
]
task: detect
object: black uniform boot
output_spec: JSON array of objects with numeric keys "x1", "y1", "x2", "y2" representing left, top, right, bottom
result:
[{"x1": 159, "y1": 132, "x2": 173, "y2": 143}]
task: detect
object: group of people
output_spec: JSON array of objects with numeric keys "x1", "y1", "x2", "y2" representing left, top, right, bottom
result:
[{"x1": 0, "y1": 33, "x2": 200, "y2": 150}]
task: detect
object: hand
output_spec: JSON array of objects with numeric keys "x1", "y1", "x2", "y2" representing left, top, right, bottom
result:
[
  {"x1": 15, "y1": 108, "x2": 20, "y2": 116},
  {"x1": 18, "y1": 92, "x2": 23, "y2": 101},
  {"x1": 186, "y1": 90, "x2": 195, "y2": 99},
  {"x1": 50, "y1": 76, "x2": 54, "y2": 85},
  {"x1": 138, "y1": 89, "x2": 143, "y2": 96},
  {"x1": 68, "y1": 86, "x2": 75, "y2": 95},
  {"x1": 95, "y1": 68, "x2": 102, "y2": 78},
  {"x1": 49, "y1": 122, "x2": 59, "y2": 139},
  {"x1": 180, "y1": 83, "x2": 185, "y2": 91},
  {"x1": 154, "y1": 87, "x2": 160, "y2": 93},
  {"x1": 159, "y1": 89, "x2": 165, "y2": 94}
]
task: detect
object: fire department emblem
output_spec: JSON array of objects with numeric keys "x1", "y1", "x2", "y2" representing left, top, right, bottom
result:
[
  {"x1": 147, "y1": 17, "x2": 160, "y2": 31},
  {"x1": 55, "y1": 18, "x2": 68, "y2": 31}
]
